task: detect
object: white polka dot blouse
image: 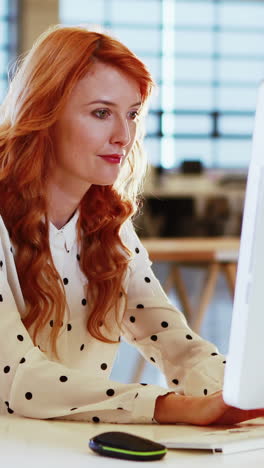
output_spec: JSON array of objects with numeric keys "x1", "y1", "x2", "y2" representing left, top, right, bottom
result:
[{"x1": 0, "y1": 213, "x2": 225, "y2": 423}]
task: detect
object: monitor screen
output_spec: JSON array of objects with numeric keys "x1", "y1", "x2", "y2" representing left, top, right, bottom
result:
[{"x1": 223, "y1": 82, "x2": 264, "y2": 409}]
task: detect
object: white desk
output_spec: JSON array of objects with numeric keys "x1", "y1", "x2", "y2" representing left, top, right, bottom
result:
[{"x1": 1, "y1": 415, "x2": 264, "y2": 467}]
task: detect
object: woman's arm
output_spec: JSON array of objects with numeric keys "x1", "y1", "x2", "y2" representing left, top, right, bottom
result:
[
  {"x1": 121, "y1": 223, "x2": 264, "y2": 425},
  {"x1": 0, "y1": 258, "x2": 170, "y2": 422},
  {"x1": 0, "y1": 218, "x2": 170, "y2": 423},
  {"x1": 121, "y1": 221, "x2": 225, "y2": 397}
]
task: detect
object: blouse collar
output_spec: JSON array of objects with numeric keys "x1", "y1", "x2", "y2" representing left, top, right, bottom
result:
[{"x1": 49, "y1": 210, "x2": 79, "y2": 253}]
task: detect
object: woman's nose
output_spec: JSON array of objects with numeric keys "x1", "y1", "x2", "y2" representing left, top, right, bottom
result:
[{"x1": 110, "y1": 116, "x2": 131, "y2": 147}]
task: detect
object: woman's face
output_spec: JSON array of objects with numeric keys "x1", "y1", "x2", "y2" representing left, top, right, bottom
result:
[{"x1": 51, "y1": 62, "x2": 142, "y2": 195}]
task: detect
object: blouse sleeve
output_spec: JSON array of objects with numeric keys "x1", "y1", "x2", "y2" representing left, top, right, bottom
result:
[
  {"x1": 0, "y1": 218, "x2": 170, "y2": 424},
  {"x1": 120, "y1": 221, "x2": 226, "y2": 397}
]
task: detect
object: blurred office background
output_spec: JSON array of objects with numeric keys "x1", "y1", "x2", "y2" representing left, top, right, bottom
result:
[{"x1": 0, "y1": 0, "x2": 263, "y2": 384}]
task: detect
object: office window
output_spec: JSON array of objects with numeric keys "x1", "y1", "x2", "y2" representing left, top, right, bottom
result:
[
  {"x1": 0, "y1": 0, "x2": 18, "y2": 102},
  {"x1": 60, "y1": 0, "x2": 264, "y2": 169}
]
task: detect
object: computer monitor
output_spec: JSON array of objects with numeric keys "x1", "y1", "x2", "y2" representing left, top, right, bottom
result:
[{"x1": 223, "y1": 81, "x2": 264, "y2": 409}]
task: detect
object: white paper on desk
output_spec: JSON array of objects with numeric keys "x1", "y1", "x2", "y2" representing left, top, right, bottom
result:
[{"x1": 158, "y1": 423, "x2": 264, "y2": 455}]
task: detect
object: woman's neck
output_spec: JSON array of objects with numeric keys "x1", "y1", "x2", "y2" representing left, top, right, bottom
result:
[
  {"x1": 47, "y1": 182, "x2": 87, "y2": 229},
  {"x1": 50, "y1": 210, "x2": 77, "y2": 230}
]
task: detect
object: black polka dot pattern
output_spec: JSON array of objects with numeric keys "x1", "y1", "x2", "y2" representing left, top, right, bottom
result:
[
  {"x1": 60, "y1": 376, "x2": 68, "y2": 382},
  {"x1": 0, "y1": 220, "x2": 229, "y2": 420},
  {"x1": 5, "y1": 401, "x2": 14, "y2": 414},
  {"x1": 7, "y1": 403, "x2": 13, "y2": 412}
]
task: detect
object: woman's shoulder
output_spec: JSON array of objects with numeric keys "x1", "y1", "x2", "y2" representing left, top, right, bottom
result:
[
  {"x1": 0, "y1": 215, "x2": 9, "y2": 234},
  {"x1": 120, "y1": 219, "x2": 151, "y2": 263},
  {"x1": 119, "y1": 219, "x2": 139, "y2": 245},
  {"x1": 0, "y1": 215, "x2": 12, "y2": 247}
]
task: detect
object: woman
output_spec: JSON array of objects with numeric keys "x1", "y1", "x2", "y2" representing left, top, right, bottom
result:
[{"x1": 0, "y1": 25, "x2": 262, "y2": 425}]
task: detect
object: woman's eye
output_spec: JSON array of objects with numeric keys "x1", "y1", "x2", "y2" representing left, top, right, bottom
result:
[
  {"x1": 93, "y1": 109, "x2": 110, "y2": 119},
  {"x1": 129, "y1": 111, "x2": 139, "y2": 120}
]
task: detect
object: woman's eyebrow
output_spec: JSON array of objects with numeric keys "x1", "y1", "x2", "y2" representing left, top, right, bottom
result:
[{"x1": 86, "y1": 100, "x2": 142, "y2": 107}]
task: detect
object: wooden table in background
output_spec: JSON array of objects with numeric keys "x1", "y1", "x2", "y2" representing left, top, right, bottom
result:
[{"x1": 141, "y1": 237, "x2": 240, "y2": 333}]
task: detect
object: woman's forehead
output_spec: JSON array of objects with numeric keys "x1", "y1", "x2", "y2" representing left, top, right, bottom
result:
[{"x1": 71, "y1": 62, "x2": 142, "y2": 106}]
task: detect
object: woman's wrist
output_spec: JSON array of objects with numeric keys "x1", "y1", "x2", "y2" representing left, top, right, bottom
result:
[{"x1": 154, "y1": 392, "x2": 190, "y2": 424}]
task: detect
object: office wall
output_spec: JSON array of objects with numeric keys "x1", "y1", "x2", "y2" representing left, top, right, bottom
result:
[{"x1": 19, "y1": 0, "x2": 59, "y2": 53}]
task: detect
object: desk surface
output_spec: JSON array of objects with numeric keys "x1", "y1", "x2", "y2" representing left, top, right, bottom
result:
[
  {"x1": 1, "y1": 415, "x2": 264, "y2": 467},
  {"x1": 141, "y1": 237, "x2": 240, "y2": 262}
]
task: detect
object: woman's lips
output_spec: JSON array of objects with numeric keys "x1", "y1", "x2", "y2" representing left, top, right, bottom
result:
[{"x1": 97, "y1": 154, "x2": 122, "y2": 164}]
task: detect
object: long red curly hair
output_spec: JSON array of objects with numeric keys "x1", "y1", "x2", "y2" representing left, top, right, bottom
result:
[{"x1": 0, "y1": 25, "x2": 154, "y2": 356}]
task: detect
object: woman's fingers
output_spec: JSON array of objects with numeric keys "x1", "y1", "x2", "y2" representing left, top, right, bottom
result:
[
  {"x1": 154, "y1": 391, "x2": 228, "y2": 425},
  {"x1": 154, "y1": 390, "x2": 264, "y2": 426},
  {"x1": 196, "y1": 392, "x2": 264, "y2": 425},
  {"x1": 215, "y1": 406, "x2": 264, "y2": 425}
]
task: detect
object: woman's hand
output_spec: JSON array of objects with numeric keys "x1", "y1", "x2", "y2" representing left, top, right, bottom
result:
[{"x1": 154, "y1": 391, "x2": 264, "y2": 425}]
